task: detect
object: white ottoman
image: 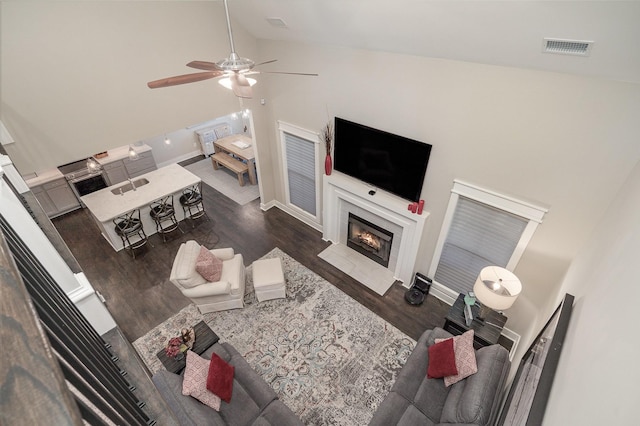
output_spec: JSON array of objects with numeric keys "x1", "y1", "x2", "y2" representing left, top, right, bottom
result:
[{"x1": 252, "y1": 257, "x2": 286, "y2": 302}]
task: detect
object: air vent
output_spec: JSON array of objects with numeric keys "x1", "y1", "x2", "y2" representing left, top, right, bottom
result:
[
  {"x1": 543, "y1": 38, "x2": 593, "y2": 56},
  {"x1": 266, "y1": 17, "x2": 288, "y2": 28}
]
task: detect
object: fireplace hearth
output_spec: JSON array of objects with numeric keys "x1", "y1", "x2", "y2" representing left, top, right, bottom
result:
[{"x1": 347, "y1": 213, "x2": 393, "y2": 267}]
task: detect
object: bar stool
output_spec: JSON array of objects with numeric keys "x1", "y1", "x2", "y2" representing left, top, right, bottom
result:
[
  {"x1": 149, "y1": 195, "x2": 181, "y2": 242},
  {"x1": 113, "y1": 209, "x2": 148, "y2": 259},
  {"x1": 179, "y1": 181, "x2": 207, "y2": 227}
]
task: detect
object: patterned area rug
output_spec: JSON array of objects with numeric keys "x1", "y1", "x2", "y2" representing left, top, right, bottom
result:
[{"x1": 133, "y1": 248, "x2": 415, "y2": 425}]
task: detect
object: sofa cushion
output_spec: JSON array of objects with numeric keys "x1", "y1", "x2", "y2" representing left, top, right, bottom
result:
[
  {"x1": 439, "y1": 344, "x2": 510, "y2": 425},
  {"x1": 196, "y1": 246, "x2": 224, "y2": 282},
  {"x1": 370, "y1": 329, "x2": 452, "y2": 426},
  {"x1": 154, "y1": 341, "x2": 302, "y2": 426},
  {"x1": 152, "y1": 370, "x2": 226, "y2": 426},
  {"x1": 182, "y1": 350, "x2": 221, "y2": 410},
  {"x1": 207, "y1": 353, "x2": 235, "y2": 403},
  {"x1": 427, "y1": 338, "x2": 458, "y2": 379},
  {"x1": 171, "y1": 241, "x2": 208, "y2": 289},
  {"x1": 253, "y1": 400, "x2": 304, "y2": 426},
  {"x1": 202, "y1": 343, "x2": 280, "y2": 425},
  {"x1": 436, "y1": 330, "x2": 478, "y2": 386},
  {"x1": 220, "y1": 254, "x2": 245, "y2": 295}
]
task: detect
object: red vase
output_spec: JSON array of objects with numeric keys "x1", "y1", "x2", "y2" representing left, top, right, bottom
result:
[{"x1": 325, "y1": 154, "x2": 332, "y2": 175}]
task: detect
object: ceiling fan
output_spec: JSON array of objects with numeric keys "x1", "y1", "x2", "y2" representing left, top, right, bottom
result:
[{"x1": 147, "y1": 0, "x2": 317, "y2": 98}]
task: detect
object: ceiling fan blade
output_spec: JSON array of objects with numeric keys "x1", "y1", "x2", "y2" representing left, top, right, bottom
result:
[
  {"x1": 230, "y1": 73, "x2": 253, "y2": 98},
  {"x1": 258, "y1": 71, "x2": 319, "y2": 76},
  {"x1": 186, "y1": 61, "x2": 222, "y2": 71},
  {"x1": 147, "y1": 71, "x2": 223, "y2": 89},
  {"x1": 254, "y1": 59, "x2": 278, "y2": 67}
]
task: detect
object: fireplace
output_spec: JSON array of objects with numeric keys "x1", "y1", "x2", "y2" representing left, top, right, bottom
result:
[
  {"x1": 322, "y1": 173, "x2": 428, "y2": 293},
  {"x1": 347, "y1": 213, "x2": 393, "y2": 267}
]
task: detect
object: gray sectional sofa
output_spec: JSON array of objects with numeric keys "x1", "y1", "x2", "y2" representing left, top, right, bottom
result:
[
  {"x1": 152, "y1": 341, "x2": 302, "y2": 426},
  {"x1": 369, "y1": 327, "x2": 511, "y2": 426},
  {"x1": 153, "y1": 327, "x2": 509, "y2": 425}
]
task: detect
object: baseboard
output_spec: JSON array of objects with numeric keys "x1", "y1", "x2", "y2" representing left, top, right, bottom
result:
[
  {"x1": 269, "y1": 200, "x2": 323, "y2": 232},
  {"x1": 260, "y1": 200, "x2": 277, "y2": 211},
  {"x1": 157, "y1": 150, "x2": 203, "y2": 168}
]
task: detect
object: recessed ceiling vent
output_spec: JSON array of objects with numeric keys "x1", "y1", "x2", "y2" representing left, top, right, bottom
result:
[
  {"x1": 543, "y1": 38, "x2": 593, "y2": 56},
  {"x1": 266, "y1": 17, "x2": 288, "y2": 28}
]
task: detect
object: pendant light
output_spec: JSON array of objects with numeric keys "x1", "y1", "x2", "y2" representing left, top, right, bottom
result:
[
  {"x1": 128, "y1": 145, "x2": 139, "y2": 160},
  {"x1": 86, "y1": 157, "x2": 101, "y2": 173}
]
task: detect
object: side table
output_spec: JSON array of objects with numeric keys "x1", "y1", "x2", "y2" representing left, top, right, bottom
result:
[
  {"x1": 443, "y1": 293, "x2": 507, "y2": 349},
  {"x1": 156, "y1": 320, "x2": 220, "y2": 374}
]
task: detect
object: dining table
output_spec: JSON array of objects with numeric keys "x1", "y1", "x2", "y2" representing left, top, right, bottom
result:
[{"x1": 213, "y1": 134, "x2": 257, "y2": 185}]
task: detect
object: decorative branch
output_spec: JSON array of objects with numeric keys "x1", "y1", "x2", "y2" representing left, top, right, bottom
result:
[{"x1": 321, "y1": 121, "x2": 333, "y2": 156}]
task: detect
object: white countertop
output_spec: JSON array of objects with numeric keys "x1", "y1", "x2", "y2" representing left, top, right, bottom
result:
[
  {"x1": 81, "y1": 163, "x2": 200, "y2": 222},
  {"x1": 95, "y1": 143, "x2": 152, "y2": 165},
  {"x1": 22, "y1": 143, "x2": 152, "y2": 187},
  {"x1": 24, "y1": 168, "x2": 65, "y2": 187}
]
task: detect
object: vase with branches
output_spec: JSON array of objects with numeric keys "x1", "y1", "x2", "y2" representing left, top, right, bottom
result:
[{"x1": 322, "y1": 121, "x2": 333, "y2": 175}]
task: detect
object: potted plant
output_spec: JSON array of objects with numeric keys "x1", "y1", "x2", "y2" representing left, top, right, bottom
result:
[{"x1": 322, "y1": 121, "x2": 333, "y2": 175}]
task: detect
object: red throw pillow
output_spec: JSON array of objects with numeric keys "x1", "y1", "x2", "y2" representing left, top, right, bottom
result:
[
  {"x1": 182, "y1": 351, "x2": 221, "y2": 410},
  {"x1": 195, "y1": 246, "x2": 223, "y2": 282},
  {"x1": 206, "y1": 353, "x2": 235, "y2": 403},
  {"x1": 427, "y1": 338, "x2": 458, "y2": 379},
  {"x1": 436, "y1": 329, "x2": 478, "y2": 386}
]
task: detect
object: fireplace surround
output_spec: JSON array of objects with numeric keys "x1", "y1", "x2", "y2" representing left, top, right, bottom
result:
[{"x1": 321, "y1": 173, "x2": 428, "y2": 294}]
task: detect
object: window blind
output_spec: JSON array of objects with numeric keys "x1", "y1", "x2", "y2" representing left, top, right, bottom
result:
[
  {"x1": 434, "y1": 196, "x2": 528, "y2": 295},
  {"x1": 284, "y1": 132, "x2": 316, "y2": 216}
]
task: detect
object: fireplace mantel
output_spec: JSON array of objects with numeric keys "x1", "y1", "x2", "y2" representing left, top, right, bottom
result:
[{"x1": 322, "y1": 173, "x2": 429, "y2": 288}]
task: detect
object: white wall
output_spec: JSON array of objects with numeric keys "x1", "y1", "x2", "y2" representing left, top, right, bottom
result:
[
  {"x1": 254, "y1": 40, "x2": 640, "y2": 360},
  {"x1": 142, "y1": 112, "x2": 251, "y2": 167},
  {"x1": 542, "y1": 159, "x2": 640, "y2": 424},
  {"x1": 0, "y1": 1, "x2": 258, "y2": 174},
  {"x1": 3, "y1": 1, "x2": 640, "y2": 374}
]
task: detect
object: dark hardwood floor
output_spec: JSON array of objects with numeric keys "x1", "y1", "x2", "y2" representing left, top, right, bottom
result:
[{"x1": 53, "y1": 162, "x2": 450, "y2": 343}]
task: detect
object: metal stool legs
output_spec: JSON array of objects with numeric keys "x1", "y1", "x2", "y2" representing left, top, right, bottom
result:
[
  {"x1": 179, "y1": 181, "x2": 207, "y2": 228},
  {"x1": 149, "y1": 195, "x2": 182, "y2": 242},
  {"x1": 113, "y1": 209, "x2": 148, "y2": 259}
]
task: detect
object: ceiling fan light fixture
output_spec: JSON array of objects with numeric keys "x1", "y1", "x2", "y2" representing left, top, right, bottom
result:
[
  {"x1": 219, "y1": 76, "x2": 257, "y2": 90},
  {"x1": 216, "y1": 53, "x2": 255, "y2": 72}
]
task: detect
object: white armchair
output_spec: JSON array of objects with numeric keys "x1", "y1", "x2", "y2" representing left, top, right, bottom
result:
[{"x1": 169, "y1": 240, "x2": 245, "y2": 313}]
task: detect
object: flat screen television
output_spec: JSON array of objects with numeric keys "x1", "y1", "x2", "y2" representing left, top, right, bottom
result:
[{"x1": 333, "y1": 117, "x2": 432, "y2": 202}]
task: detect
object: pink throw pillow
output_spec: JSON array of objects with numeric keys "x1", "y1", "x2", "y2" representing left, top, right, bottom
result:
[
  {"x1": 427, "y1": 338, "x2": 458, "y2": 379},
  {"x1": 182, "y1": 350, "x2": 221, "y2": 410},
  {"x1": 206, "y1": 353, "x2": 235, "y2": 403},
  {"x1": 436, "y1": 329, "x2": 478, "y2": 386},
  {"x1": 195, "y1": 246, "x2": 223, "y2": 282}
]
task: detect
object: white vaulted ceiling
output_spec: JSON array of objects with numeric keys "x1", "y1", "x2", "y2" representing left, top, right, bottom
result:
[{"x1": 227, "y1": 0, "x2": 640, "y2": 84}]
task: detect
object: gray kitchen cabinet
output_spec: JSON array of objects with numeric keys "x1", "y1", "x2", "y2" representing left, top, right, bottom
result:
[
  {"x1": 103, "y1": 160, "x2": 128, "y2": 186},
  {"x1": 124, "y1": 150, "x2": 157, "y2": 178},
  {"x1": 31, "y1": 185, "x2": 57, "y2": 217},
  {"x1": 31, "y1": 178, "x2": 81, "y2": 218}
]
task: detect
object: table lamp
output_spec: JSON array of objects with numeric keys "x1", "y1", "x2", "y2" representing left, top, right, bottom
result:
[{"x1": 473, "y1": 266, "x2": 522, "y2": 320}]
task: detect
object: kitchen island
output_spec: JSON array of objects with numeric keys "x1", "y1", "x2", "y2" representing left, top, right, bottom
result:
[{"x1": 81, "y1": 163, "x2": 200, "y2": 251}]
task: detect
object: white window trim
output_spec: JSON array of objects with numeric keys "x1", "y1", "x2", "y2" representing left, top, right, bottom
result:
[
  {"x1": 429, "y1": 179, "x2": 548, "y2": 303},
  {"x1": 428, "y1": 180, "x2": 548, "y2": 360},
  {"x1": 277, "y1": 121, "x2": 322, "y2": 226}
]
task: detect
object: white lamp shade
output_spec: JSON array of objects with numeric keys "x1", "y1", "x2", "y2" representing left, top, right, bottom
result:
[{"x1": 473, "y1": 266, "x2": 522, "y2": 310}]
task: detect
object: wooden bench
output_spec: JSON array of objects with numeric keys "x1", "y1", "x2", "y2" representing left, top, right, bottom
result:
[{"x1": 211, "y1": 152, "x2": 249, "y2": 186}]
